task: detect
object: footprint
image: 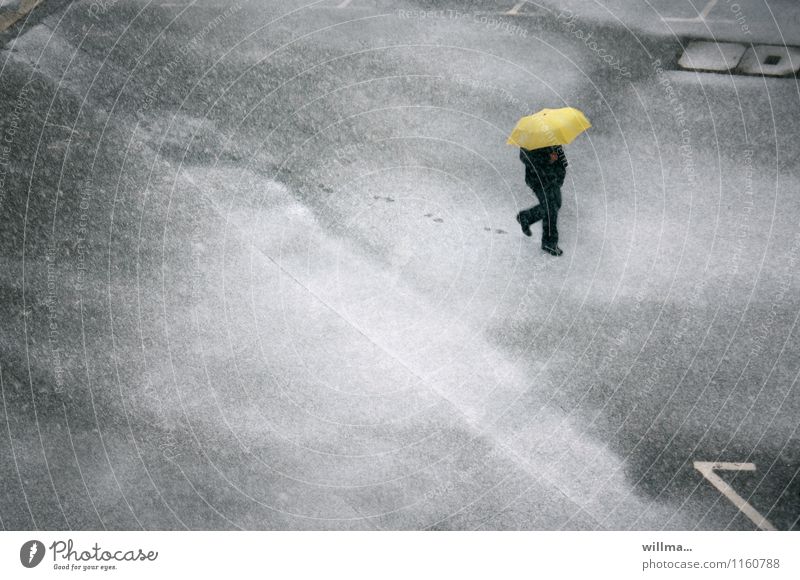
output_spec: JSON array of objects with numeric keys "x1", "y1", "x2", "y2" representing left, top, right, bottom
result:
[
  {"x1": 433, "y1": 218, "x2": 444, "y2": 223},
  {"x1": 484, "y1": 227, "x2": 492, "y2": 231},
  {"x1": 495, "y1": 229, "x2": 507, "y2": 234},
  {"x1": 424, "y1": 213, "x2": 433, "y2": 218}
]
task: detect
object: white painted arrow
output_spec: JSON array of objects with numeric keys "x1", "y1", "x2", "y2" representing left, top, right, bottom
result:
[{"x1": 694, "y1": 461, "x2": 777, "y2": 531}]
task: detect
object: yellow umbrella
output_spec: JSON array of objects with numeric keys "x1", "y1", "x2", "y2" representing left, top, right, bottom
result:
[{"x1": 507, "y1": 107, "x2": 591, "y2": 149}]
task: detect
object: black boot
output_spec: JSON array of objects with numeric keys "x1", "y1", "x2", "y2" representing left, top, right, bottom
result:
[
  {"x1": 516, "y1": 212, "x2": 532, "y2": 237},
  {"x1": 542, "y1": 243, "x2": 563, "y2": 256}
]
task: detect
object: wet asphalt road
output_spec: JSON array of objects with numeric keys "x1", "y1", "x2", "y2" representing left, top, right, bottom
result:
[{"x1": 0, "y1": 0, "x2": 798, "y2": 530}]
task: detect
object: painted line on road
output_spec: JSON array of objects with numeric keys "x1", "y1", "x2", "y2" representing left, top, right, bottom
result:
[
  {"x1": 506, "y1": 2, "x2": 526, "y2": 16},
  {"x1": 694, "y1": 461, "x2": 777, "y2": 531},
  {"x1": 663, "y1": 0, "x2": 718, "y2": 23},
  {"x1": 0, "y1": 0, "x2": 42, "y2": 33},
  {"x1": 700, "y1": 0, "x2": 719, "y2": 19}
]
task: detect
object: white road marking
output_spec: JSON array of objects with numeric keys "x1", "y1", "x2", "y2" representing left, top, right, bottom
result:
[
  {"x1": 664, "y1": 0, "x2": 718, "y2": 23},
  {"x1": 506, "y1": 2, "x2": 525, "y2": 16},
  {"x1": 0, "y1": 0, "x2": 42, "y2": 33},
  {"x1": 694, "y1": 461, "x2": 777, "y2": 531},
  {"x1": 699, "y1": 0, "x2": 719, "y2": 19}
]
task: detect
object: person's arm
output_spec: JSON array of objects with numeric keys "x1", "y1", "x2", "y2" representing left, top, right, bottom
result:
[
  {"x1": 552, "y1": 149, "x2": 566, "y2": 187},
  {"x1": 540, "y1": 147, "x2": 566, "y2": 188},
  {"x1": 556, "y1": 146, "x2": 568, "y2": 169}
]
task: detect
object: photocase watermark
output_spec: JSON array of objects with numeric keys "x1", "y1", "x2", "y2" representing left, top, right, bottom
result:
[
  {"x1": 652, "y1": 58, "x2": 696, "y2": 188},
  {"x1": 1, "y1": 79, "x2": 35, "y2": 212},
  {"x1": 589, "y1": 153, "x2": 752, "y2": 387},
  {"x1": 592, "y1": 281, "x2": 648, "y2": 382},
  {"x1": 48, "y1": 538, "x2": 158, "y2": 572},
  {"x1": 1, "y1": 80, "x2": 68, "y2": 395},
  {"x1": 725, "y1": 0, "x2": 752, "y2": 36},
  {"x1": 87, "y1": 0, "x2": 121, "y2": 21},
  {"x1": 452, "y1": 75, "x2": 532, "y2": 115},
  {"x1": 140, "y1": 371, "x2": 185, "y2": 464},
  {"x1": 20, "y1": 538, "x2": 159, "y2": 571},
  {"x1": 45, "y1": 243, "x2": 66, "y2": 395},
  {"x1": 19, "y1": 540, "x2": 46, "y2": 569},
  {"x1": 747, "y1": 205, "x2": 800, "y2": 362},
  {"x1": 422, "y1": 480, "x2": 455, "y2": 501},
  {"x1": 138, "y1": 4, "x2": 242, "y2": 115},
  {"x1": 512, "y1": 256, "x2": 558, "y2": 322},
  {"x1": 556, "y1": 10, "x2": 631, "y2": 79},
  {"x1": 74, "y1": 176, "x2": 94, "y2": 294},
  {"x1": 397, "y1": 9, "x2": 528, "y2": 38},
  {"x1": 727, "y1": 147, "x2": 754, "y2": 282}
]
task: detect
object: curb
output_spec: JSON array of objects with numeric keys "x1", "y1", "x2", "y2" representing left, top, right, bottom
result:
[{"x1": 678, "y1": 39, "x2": 800, "y2": 77}]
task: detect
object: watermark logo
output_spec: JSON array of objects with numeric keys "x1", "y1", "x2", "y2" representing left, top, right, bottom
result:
[{"x1": 20, "y1": 540, "x2": 46, "y2": 568}]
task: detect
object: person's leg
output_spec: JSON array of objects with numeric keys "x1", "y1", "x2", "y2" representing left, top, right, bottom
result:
[
  {"x1": 516, "y1": 188, "x2": 545, "y2": 236},
  {"x1": 518, "y1": 204, "x2": 543, "y2": 224},
  {"x1": 516, "y1": 207, "x2": 533, "y2": 236},
  {"x1": 541, "y1": 186, "x2": 562, "y2": 255}
]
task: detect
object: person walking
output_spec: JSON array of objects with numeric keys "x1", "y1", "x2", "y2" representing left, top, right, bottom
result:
[
  {"x1": 516, "y1": 145, "x2": 567, "y2": 256},
  {"x1": 506, "y1": 107, "x2": 590, "y2": 257}
]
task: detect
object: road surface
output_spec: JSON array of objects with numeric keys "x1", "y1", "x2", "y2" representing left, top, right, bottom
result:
[{"x1": 0, "y1": 0, "x2": 798, "y2": 530}]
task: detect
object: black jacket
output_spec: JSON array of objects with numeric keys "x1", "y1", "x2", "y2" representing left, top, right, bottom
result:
[{"x1": 520, "y1": 145, "x2": 567, "y2": 192}]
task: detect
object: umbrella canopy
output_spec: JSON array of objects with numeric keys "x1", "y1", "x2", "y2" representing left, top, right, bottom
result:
[{"x1": 507, "y1": 107, "x2": 591, "y2": 149}]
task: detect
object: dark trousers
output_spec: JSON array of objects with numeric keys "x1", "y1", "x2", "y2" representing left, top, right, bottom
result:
[{"x1": 520, "y1": 185, "x2": 562, "y2": 246}]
